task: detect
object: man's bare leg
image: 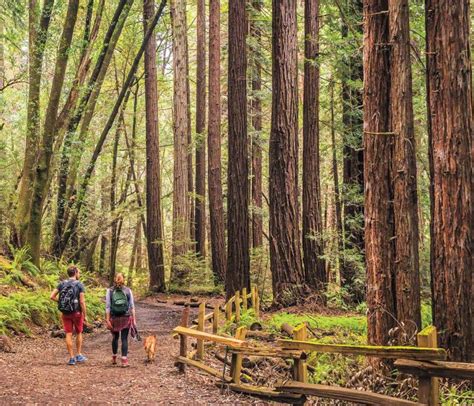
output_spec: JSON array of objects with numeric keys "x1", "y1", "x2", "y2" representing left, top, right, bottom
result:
[
  {"x1": 76, "y1": 333, "x2": 83, "y2": 355},
  {"x1": 65, "y1": 333, "x2": 74, "y2": 358}
]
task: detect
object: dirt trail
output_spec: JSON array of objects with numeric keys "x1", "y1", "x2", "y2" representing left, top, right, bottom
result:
[{"x1": 0, "y1": 300, "x2": 260, "y2": 405}]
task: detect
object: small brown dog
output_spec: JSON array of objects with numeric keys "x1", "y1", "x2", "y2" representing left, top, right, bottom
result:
[{"x1": 144, "y1": 335, "x2": 157, "y2": 363}]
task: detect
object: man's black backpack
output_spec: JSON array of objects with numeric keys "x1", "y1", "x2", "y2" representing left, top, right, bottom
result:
[
  {"x1": 58, "y1": 281, "x2": 79, "y2": 314},
  {"x1": 110, "y1": 287, "x2": 129, "y2": 316}
]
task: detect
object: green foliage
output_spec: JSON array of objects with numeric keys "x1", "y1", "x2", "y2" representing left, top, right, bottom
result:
[
  {"x1": 0, "y1": 252, "x2": 104, "y2": 336},
  {"x1": 268, "y1": 312, "x2": 367, "y2": 336}
]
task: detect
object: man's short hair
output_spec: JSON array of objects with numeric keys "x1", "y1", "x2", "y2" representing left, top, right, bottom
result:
[{"x1": 67, "y1": 265, "x2": 79, "y2": 277}]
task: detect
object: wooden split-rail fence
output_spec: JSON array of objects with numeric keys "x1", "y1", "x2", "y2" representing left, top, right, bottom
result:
[{"x1": 172, "y1": 289, "x2": 474, "y2": 405}]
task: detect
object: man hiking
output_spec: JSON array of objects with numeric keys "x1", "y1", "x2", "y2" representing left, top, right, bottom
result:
[{"x1": 50, "y1": 265, "x2": 88, "y2": 365}]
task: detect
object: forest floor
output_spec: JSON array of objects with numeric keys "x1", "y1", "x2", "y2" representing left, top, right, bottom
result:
[{"x1": 0, "y1": 298, "x2": 268, "y2": 405}]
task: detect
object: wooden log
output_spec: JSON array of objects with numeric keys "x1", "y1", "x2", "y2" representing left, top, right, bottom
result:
[
  {"x1": 242, "y1": 288, "x2": 248, "y2": 312},
  {"x1": 281, "y1": 322, "x2": 295, "y2": 336},
  {"x1": 215, "y1": 353, "x2": 254, "y2": 380},
  {"x1": 278, "y1": 340, "x2": 447, "y2": 360},
  {"x1": 276, "y1": 381, "x2": 423, "y2": 406},
  {"x1": 235, "y1": 291, "x2": 241, "y2": 322},
  {"x1": 173, "y1": 326, "x2": 248, "y2": 347},
  {"x1": 249, "y1": 321, "x2": 263, "y2": 331},
  {"x1": 177, "y1": 306, "x2": 190, "y2": 373},
  {"x1": 229, "y1": 347, "x2": 306, "y2": 360},
  {"x1": 175, "y1": 356, "x2": 232, "y2": 382},
  {"x1": 230, "y1": 327, "x2": 247, "y2": 384},
  {"x1": 213, "y1": 306, "x2": 219, "y2": 334},
  {"x1": 417, "y1": 326, "x2": 440, "y2": 406},
  {"x1": 293, "y1": 324, "x2": 308, "y2": 383},
  {"x1": 394, "y1": 359, "x2": 474, "y2": 380},
  {"x1": 223, "y1": 383, "x2": 306, "y2": 403},
  {"x1": 246, "y1": 330, "x2": 275, "y2": 341},
  {"x1": 196, "y1": 302, "x2": 205, "y2": 360},
  {"x1": 173, "y1": 300, "x2": 201, "y2": 308}
]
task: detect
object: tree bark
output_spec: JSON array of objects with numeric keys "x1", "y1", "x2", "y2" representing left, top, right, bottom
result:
[
  {"x1": 226, "y1": 0, "x2": 250, "y2": 297},
  {"x1": 144, "y1": 0, "x2": 166, "y2": 292},
  {"x1": 340, "y1": 0, "x2": 365, "y2": 304},
  {"x1": 26, "y1": 0, "x2": 80, "y2": 265},
  {"x1": 389, "y1": 0, "x2": 421, "y2": 337},
  {"x1": 363, "y1": 0, "x2": 396, "y2": 346},
  {"x1": 52, "y1": 0, "x2": 132, "y2": 257},
  {"x1": 302, "y1": 0, "x2": 326, "y2": 292},
  {"x1": 269, "y1": 0, "x2": 304, "y2": 306},
  {"x1": 425, "y1": 0, "x2": 473, "y2": 361},
  {"x1": 171, "y1": 0, "x2": 191, "y2": 286},
  {"x1": 250, "y1": 0, "x2": 263, "y2": 250},
  {"x1": 15, "y1": 0, "x2": 55, "y2": 246},
  {"x1": 194, "y1": 0, "x2": 206, "y2": 258},
  {"x1": 207, "y1": 0, "x2": 226, "y2": 283}
]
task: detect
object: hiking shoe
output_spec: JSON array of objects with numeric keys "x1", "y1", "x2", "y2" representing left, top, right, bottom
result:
[
  {"x1": 67, "y1": 357, "x2": 76, "y2": 366},
  {"x1": 75, "y1": 354, "x2": 87, "y2": 363},
  {"x1": 121, "y1": 357, "x2": 129, "y2": 368},
  {"x1": 112, "y1": 355, "x2": 117, "y2": 365}
]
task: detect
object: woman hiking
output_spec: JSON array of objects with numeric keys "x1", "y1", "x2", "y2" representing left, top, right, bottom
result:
[{"x1": 106, "y1": 273, "x2": 136, "y2": 367}]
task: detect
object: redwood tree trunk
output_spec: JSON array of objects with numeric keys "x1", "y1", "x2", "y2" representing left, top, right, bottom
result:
[
  {"x1": 269, "y1": 0, "x2": 304, "y2": 306},
  {"x1": 194, "y1": 0, "x2": 206, "y2": 258},
  {"x1": 171, "y1": 0, "x2": 191, "y2": 286},
  {"x1": 389, "y1": 0, "x2": 421, "y2": 337},
  {"x1": 226, "y1": 0, "x2": 250, "y2": 297},
  {"x1": 207, "y1": 0, "x2": 226, "y2": 283},
  {"x1": 341, "y1": 0, "x2": 365, "y2": 304},
  {"x1": 302, "y1": 0, "x2": 325, "y2": 292},
  {"x1": 250, "y1": 0, "x2": 263, "y2": 250},
  {"x1": 426, "y1": 0, "x2": 473, "y2": 361},
  {"x1": 363, "y1": 0, "x2": 396, "y2": 345},
  {"x1": 144, "y1": 0, "x2": 165, "y2": 291}
]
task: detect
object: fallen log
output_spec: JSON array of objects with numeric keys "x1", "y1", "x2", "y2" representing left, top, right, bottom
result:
[
  {"x1": 276, "y1": 381, "x2": 423, "y2": 406},
  {"x1": 175, "y1": 356, "x2": 232, "y2": 382},
  {"x1": 221, "y1": 383, "x2": 306, "y2": 404},
  {"x1": 246, "y1": 330, "x2": 276, "y2": 342},
  {"x1": 280, "y1": 323, "x2": 295, "y2": 337},
  {"x1": 214, "y1": 353, "x2": 255, "y2": 381}
]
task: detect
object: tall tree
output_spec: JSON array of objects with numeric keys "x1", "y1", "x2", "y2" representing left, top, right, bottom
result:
[
  {"x1": 269, "y1": 0, "x2": 304, "y2": 305},
  {"x1": 363, "y1": 0, "x2": 395, "y2": 345},
  {"x1": 26, "y1": 0, "x2": 79, "y2": 265},
  {"x1": 15, "y1": 0, "x2": 54, "y2": 245},
  {"x1": 170, "y1": 0, "x2": 191, "y2": 286},
  {"x1": 340, "y1": 0, "x2": 365, "y2": 304},
  {"x1": 302, "y1": 0, "x2": 325, "y2": 292},
  {"x1": 250, "y1": 0, "x2": 263, "y2": 249},
  {"x1": 207, "y1": 0, "x2": 226, "y2": 283},
  {"x1": 194, "y1": 0, "x2": 206, "y2": 257},
  {"x1": 389, "y1": 0, "x2": 421, "y2": 336},
  {"x1": 426, "y1": 0, "x2": 472, "y2": 361},
  {"x1": 144, "y1": 0, "x2": 165, "y2": 292},
  {"x1": 226, "y1": 0, "x2": 250, "y2": 297}
]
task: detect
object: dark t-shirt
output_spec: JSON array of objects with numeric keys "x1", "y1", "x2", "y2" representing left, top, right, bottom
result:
[{"x1": 57, "y1": 279, "x2": 85, "y2": 312}]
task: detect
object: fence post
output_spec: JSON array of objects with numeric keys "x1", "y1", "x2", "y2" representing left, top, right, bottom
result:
[
  {"x1": 226, "y1": 298, "x2": 232, "y2": 321},
  {"x1": 178, "y1": 306, "x2": 190, "y2": 373},
  {"x1": 196, "y1": 302, "x2": 205, "y2": 360},
  {"x1": 242, "y1": 287, "x2": 248, "y2": 312},
  {"x1": 213, "y1": 306, "x2": 219, "y2": 334},
  {"x1": 254, "y1": 286, "x2": 260, "y2": 319},
  {"x1": 292, "y1": 323, "x2": 308, "y2": 383},
  {"x1": 230, "y1": 326, "x2": 247, "y2": 384},
  {"x1": 417, "y1": 325, "x2": 439, "y2": 406},
  {"x1": 235, "y1": 290, "x2": 241, "y2": 322}
]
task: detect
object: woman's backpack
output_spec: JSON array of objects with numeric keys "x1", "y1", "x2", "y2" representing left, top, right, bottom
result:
[{"x1": 111, "y1": 287, "x2": 129, "y2": 316}]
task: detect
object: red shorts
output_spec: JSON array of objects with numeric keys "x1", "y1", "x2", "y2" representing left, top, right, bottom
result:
[{"x1": 62, "y1": 312, "x2": 84, "y2": 334}]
